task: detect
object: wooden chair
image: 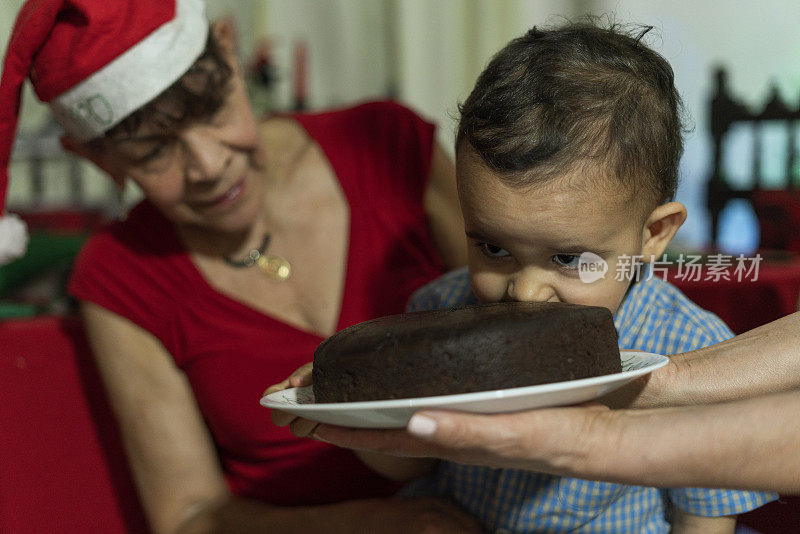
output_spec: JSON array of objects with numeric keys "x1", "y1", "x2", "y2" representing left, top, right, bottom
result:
[
  {"x1": 705, "y1": 66, "x2": 800, "y2": 533},
  {"x1": 707, "y1": 67, "x2": 800, "y2": 252}
]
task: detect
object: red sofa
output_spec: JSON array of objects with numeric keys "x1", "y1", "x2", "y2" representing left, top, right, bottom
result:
[{"x1": 0, "y1": 316, "x2": 150, "y2": 533}]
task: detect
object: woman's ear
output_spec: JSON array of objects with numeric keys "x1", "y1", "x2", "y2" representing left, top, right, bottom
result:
[
  {"x1": 211, "y1": 18, "x2": 237, "y2": 55},
  {"x1": 210, "y1": 19, "x2": 242, "y2": 77},
  {"x1": 641, "y1": 201, "x2": 687, "y2": 261},
  {"x1": 60, "y1": 136, "x2": 127, "y2": 189}
]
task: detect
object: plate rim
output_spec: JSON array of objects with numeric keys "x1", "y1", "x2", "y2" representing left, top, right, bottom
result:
[{"x1": 261, "y1": 350, "x2": 668, "y2": 411}]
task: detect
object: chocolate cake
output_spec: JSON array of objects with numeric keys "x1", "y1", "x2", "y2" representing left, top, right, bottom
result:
[{"x1": 312, "y1": 301, "x2": 621, "y2": 403}]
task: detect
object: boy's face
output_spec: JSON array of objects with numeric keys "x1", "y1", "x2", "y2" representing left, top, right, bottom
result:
[{"x1": 457, "y1": 148, "x2": 655, "y2": 315}]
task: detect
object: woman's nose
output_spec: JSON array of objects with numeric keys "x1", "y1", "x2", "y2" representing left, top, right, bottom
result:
[
  {"x1": 506, "y1": 270, "x2": 555, "y2": 302},
  {"x1": 181, "y1": 128, "x2": 230, "y2": 182}
]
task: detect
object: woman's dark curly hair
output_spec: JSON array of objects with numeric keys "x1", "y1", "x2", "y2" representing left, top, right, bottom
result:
[
  {"x1": 92, "y1": 28, "x2": 233, "y2": 144},
  {"x1": 457, "y1": 20, "x2": 688, "y2": 209}
]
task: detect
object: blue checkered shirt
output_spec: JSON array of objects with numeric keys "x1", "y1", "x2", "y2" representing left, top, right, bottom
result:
[{"x1": 403, "y1": 267, "x2": 777, "y2": 533}]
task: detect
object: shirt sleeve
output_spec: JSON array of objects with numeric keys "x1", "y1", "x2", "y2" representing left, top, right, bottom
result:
[
  {"x1": 662, "y1": 291, "x2": 779, "y2": 515},
  {"x1": 68, "y1": 225, "x2": 177, "y2": 350},
  {"x1": 406, "y1": 267, "x2": 472, "y2": 312},
  {"x1": 669, "y1": 487, "x2": 777, "y2": 517}
]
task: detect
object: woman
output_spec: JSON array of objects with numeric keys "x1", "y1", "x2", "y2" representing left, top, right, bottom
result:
[{"x1": 1, "y1": 1, "x2": 479, "y2": 532}]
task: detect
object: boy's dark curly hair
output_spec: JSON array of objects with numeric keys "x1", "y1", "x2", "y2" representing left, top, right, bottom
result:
[{"x1": 457, "y1": 20, "x2": 687, "y2": 209}]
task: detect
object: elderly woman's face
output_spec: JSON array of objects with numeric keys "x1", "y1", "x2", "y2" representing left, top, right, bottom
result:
[
  {"x1": 111, "y1": 70, "x2": 264, "y2": 234},
  {"x1": 94, "y1": 25, "x2": 266, "y2": 235}
]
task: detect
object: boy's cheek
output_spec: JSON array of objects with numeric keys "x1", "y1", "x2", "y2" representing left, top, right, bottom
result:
[
  {"x1": 469, "y1": 271, "x2": 506, "y2": 304},
  {"x1": 542, "y1": 276, "x2": 630, "y2": 314},
  {"x1": 567, "y1": 278, "x2": 629, "y2": 314}
]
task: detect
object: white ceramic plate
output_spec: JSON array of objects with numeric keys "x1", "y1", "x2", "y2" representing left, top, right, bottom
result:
[{"x1": 260, "y1": 350, "x2": 668, "y2": 428}]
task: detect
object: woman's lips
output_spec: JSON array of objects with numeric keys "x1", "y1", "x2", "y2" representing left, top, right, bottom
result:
[{"x1": 194, "y1": 178, "x2": 246, "y2": 210}]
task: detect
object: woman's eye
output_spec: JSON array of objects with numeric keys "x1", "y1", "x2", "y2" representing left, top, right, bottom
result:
[
  {"x1": 129, "y1": 143, "x2": 170, "y2": 165},
  {"x1": 553, "y1": 253, "x2": 581, "y2": 268},
  {"x1": 144, "y1": 144, "x2": 168, "y2": 161},
  {"x1": 478, "y1": 243, "x2": 511, "y2": 258}
]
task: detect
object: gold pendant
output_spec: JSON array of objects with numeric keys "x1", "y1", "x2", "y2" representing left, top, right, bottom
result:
[{"x1": 256, "y1": 254, "x2": 291, "y2": 282}]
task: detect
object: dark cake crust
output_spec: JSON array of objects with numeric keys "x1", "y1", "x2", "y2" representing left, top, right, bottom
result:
[{"x1": 313, "y1": 301, "x2": 621, "y2": 403}]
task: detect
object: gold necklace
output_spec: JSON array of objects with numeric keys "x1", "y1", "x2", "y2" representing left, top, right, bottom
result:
[{"x1": 223, "y1": 234, "x2": 291, "y2": 282}]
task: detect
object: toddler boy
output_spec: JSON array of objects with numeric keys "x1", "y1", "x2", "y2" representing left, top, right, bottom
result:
[{"x1": 399, "y1": 21, "x2": 775, "y2": 534}]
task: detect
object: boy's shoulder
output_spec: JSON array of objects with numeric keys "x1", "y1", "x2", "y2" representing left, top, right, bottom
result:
[
  {"x1": 617, "y1": 276, "x2": 734, "y2": 352},
  {"x1": 407, "y1": 267, "x2": 476, "y2": 312}
]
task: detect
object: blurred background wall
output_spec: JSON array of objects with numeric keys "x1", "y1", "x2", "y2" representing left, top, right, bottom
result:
[{"x1": 4, "y1": 0, "x2": 800, "y2": 251}]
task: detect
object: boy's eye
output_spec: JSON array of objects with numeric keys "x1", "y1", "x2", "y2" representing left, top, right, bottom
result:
[
  {"x1": 478, "y1": 243, "x2": 511, "y2": 258},
  {"x1": 553, "y1": 253, "x2": 580, "y2": 268}
]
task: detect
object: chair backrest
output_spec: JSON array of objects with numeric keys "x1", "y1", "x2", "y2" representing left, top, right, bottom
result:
[
  {"x1": 0, "y1": 316, "x2": 150, "y2": 534},
  {"x1": 707, "y1": 67, "x2": 800, "y2": 249}
]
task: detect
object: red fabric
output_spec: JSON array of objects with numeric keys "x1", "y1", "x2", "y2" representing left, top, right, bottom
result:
[
  {"x1": 739, "y1": 496, "x2": 800, "y2": 533},
  {"x1": 19, "y1": 209, "x2": 109, "y2": 233},
  {"x1": 68, "y1": 101, "x2": 445, "y2": 505},
  {"x1": 0, "y1": 0, "x2": 173, "y2": 211},
  {"x1": 669, "y1": 254, "x2": 800, "y2": 334},
  {"x1": 18, "y1": 0, "x2": 173, "y2": 101},
  {"x1": 751, "y1": 190, "x2": 800, "y2": 254},
  {"x1": 0, "y1": 317, "x2": 150, "y2": 534}
]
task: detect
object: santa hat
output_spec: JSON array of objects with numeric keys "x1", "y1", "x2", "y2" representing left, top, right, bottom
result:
[{"x1": 0, "y1": 0, "x2": 208, "y2": 264}]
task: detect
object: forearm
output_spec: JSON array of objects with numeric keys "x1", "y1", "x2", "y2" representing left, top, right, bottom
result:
[
  {"x1": 619, "y1": 312, "x2": 800, "y2": 409},
  {"x1": 177, "y1": 494, "x2": 482, "y2": 534},
  {"x1": 177, "y1": 496, "x2": 389, "y2": 534},
  {"x1": 670, "y1": 311, "x2": 800, "y2": 405},
  {"x1": 587, "y1": 390, "x2": 800, "y2": 492},
  {"x1": 314, "y1": 388, "x2": 800, "y2": 493},
  {"x1": 356, "y1": 450, "x2": 437, "y2": 481}
]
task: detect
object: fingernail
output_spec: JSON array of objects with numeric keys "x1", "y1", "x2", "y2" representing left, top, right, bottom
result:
[{"x1": 407, "y1": 414, "x2": 437, "y2": 437}]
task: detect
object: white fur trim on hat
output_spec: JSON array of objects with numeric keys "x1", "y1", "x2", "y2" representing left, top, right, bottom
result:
[
  {"x1": 0, "y1": 213, "x2": 29, "y2": 265},
  {"x1": 49, "y1": 0, "x2": 209, "y2": 142}
]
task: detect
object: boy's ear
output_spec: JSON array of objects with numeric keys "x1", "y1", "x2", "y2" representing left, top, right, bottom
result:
[
  {"x1": 60, "y1": 136, "x2": 127, "y2": 189},
  {"x1": 641, "y1": 201, "x2": 687, "y2": 261}
]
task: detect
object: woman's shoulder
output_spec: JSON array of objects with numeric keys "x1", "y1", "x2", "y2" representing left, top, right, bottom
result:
[
  {"x1": 279, "y1": 99, "x2": 434, "y2": 138},
  {"x1": 68, "y1": 203, "x2": 188, "y2": 346},
  {"x1": 78, "y1": 202, "x2": 178, "y2": 259},
  {"x1": 70, "y1": 201, "x2": 186, "y2": 293}
]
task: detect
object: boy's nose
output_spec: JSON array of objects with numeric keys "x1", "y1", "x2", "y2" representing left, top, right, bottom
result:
[
  {"x1": 181, "y1": 128, "x2": 231, "y2": 182},
  {"x1": 506, "y1": 270, "x2": 555, "y2": 302}
]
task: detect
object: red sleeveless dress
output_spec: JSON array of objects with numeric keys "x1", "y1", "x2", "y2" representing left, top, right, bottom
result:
[{"x1": 69, "y1": 101, "x2": 446, "y2": 505}]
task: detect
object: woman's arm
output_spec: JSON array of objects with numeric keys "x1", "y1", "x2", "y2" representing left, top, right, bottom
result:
[
  {"x1": 609, "y1": 311, "x2": 800, "y2": 409},
  {"x1": 82, "y1": 302, "x2": 480, "y2": 534},
  {"x1": 423, "y1": 141, "x2": 467, "y2": 269},
  {"x1": 313, "y1": 389, "x2": 800, "y2": 493}
]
